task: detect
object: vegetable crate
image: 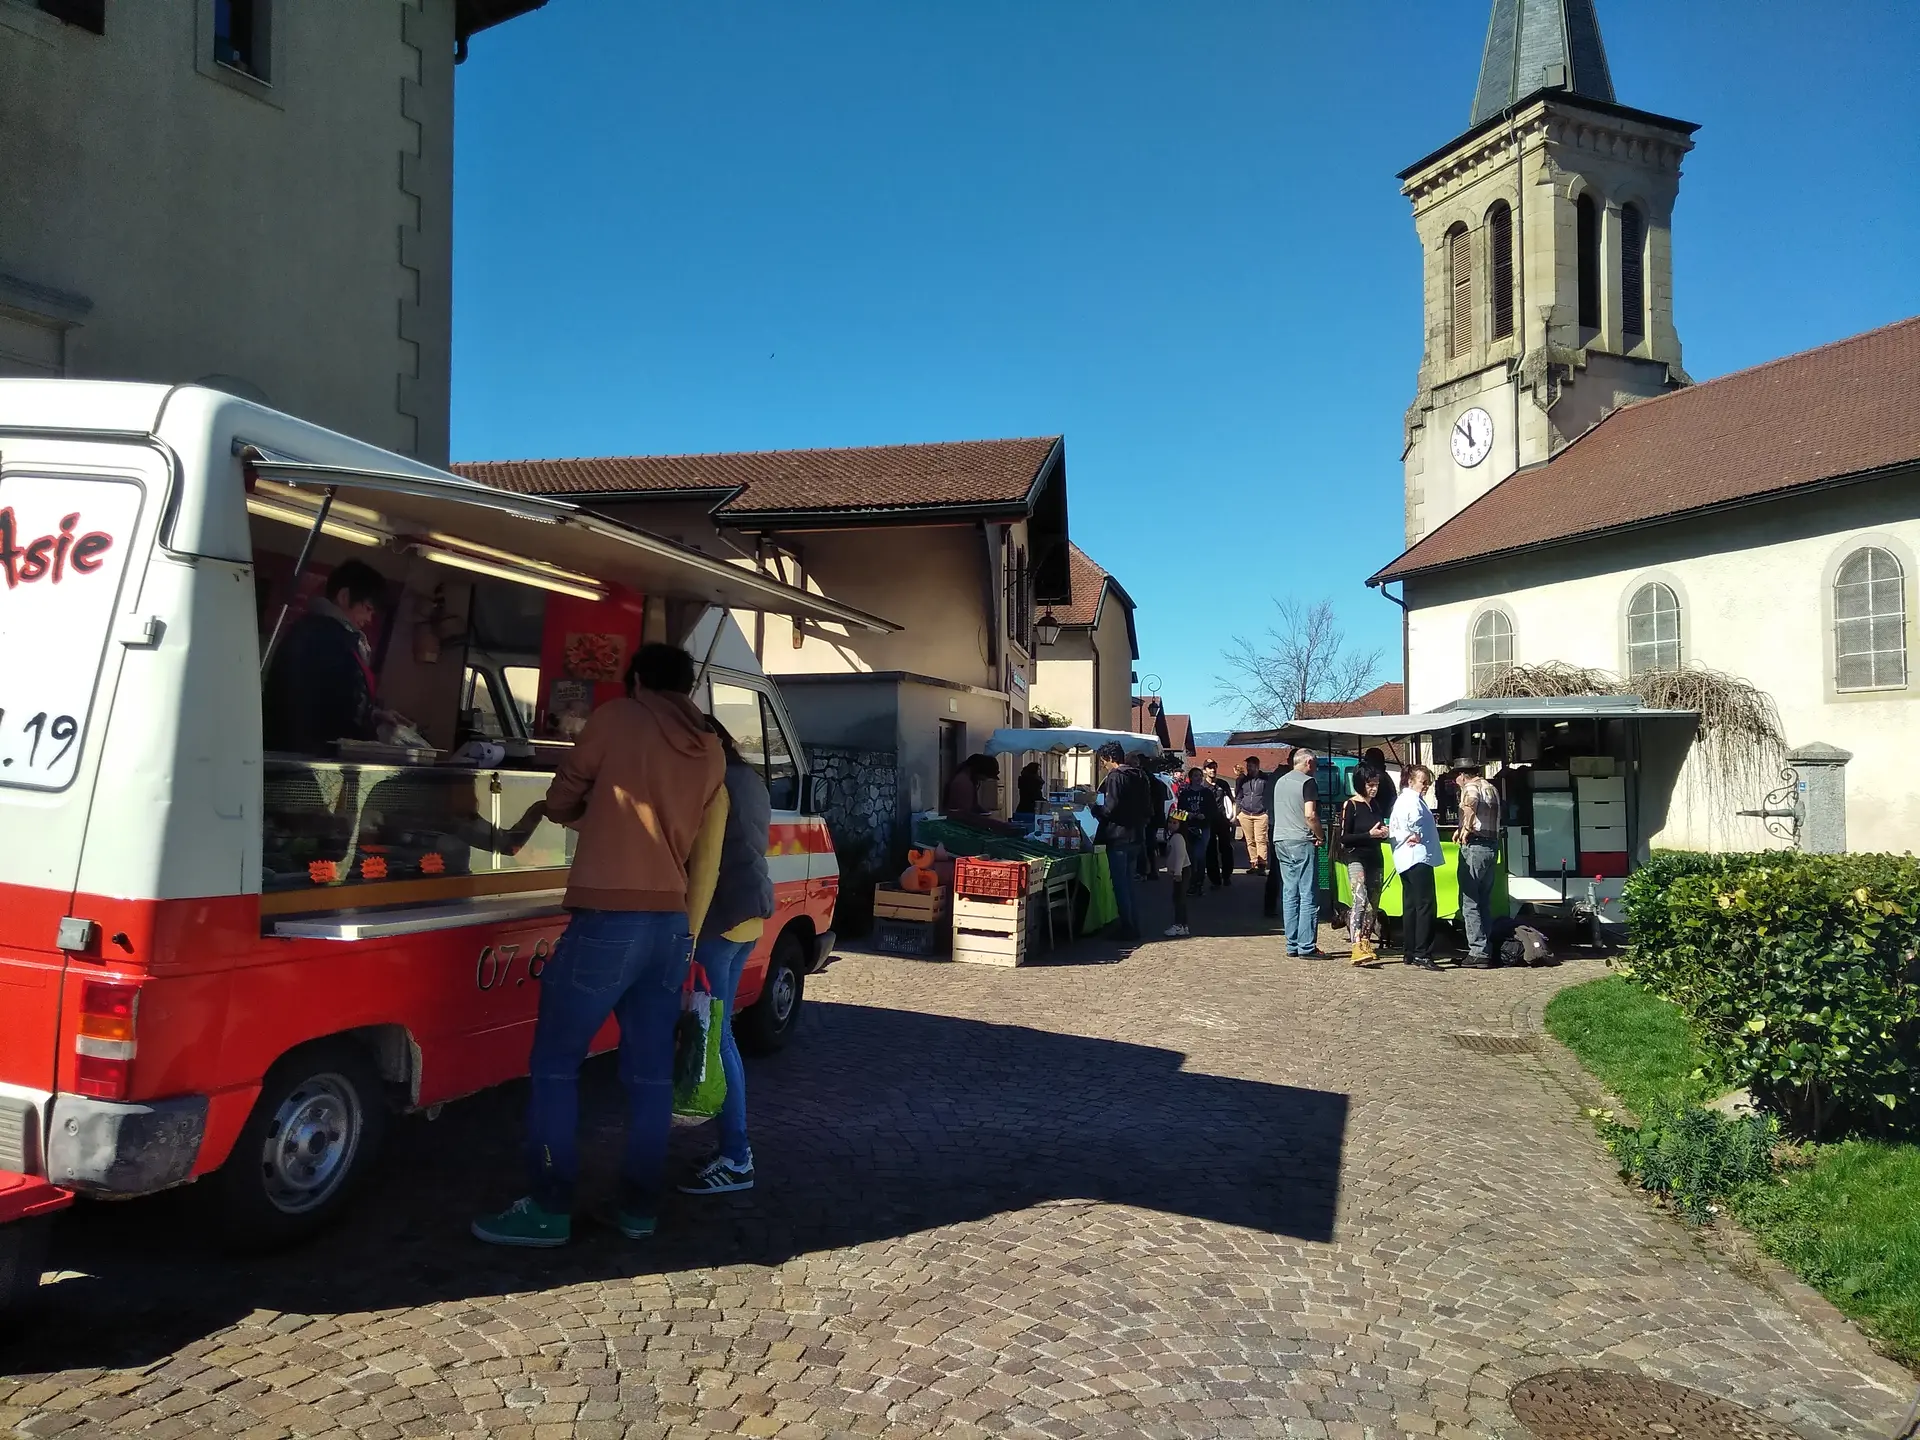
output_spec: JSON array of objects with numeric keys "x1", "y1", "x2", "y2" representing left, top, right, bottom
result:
[
  {"x1": 953, "y1": 857, "x2": 1039, "y2": 902},
  {"x1": 952, "y1": 894, "x2": 1030, "y2": 967},
  {"x1": 873, "y1": 884, "x2": 950, "y2": 923},
  {"x1": 873, "y1": 916, "x2": 948, "y2": 958}
]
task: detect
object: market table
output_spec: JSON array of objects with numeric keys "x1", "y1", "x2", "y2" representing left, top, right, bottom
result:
[
  {"x1": 1333, "y1": 840, "x2": 1510, "y2": 921},
  {"x1": 910, "y1": 816, "x2": 1116, "y2": 937}
]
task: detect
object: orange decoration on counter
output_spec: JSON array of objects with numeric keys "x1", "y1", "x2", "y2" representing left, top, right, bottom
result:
[
  {"x1": 307, "y1": 860, "x2": 338, "y2": 885},
  {"x1": 360, "y1": 856, "x2": 389, "y2": 881},
  {"x1": 420, "y1": 853, "x2": 446, "y2": 875}
]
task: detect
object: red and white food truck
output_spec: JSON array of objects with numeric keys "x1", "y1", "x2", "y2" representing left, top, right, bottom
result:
[{"x1": 0, "y1": 381, "x2": 894, "y2": 1308}]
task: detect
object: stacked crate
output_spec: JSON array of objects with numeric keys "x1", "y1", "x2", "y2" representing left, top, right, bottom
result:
[
  {"x1": 872, "y1": 884, "x2": 950, "y2": 957},
  {"x1": 950, "y1": 858, "x2": 1040, "y2": 967}
]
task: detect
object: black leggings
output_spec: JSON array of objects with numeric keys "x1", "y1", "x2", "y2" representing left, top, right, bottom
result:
[{"x1": 1402, "y1": 862, "x2": 1437, "y2": 959}]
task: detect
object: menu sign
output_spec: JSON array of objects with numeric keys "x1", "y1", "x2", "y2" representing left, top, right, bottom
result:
[{"x1": 0, "y1": 472, "x2": 144, "y2": 792}]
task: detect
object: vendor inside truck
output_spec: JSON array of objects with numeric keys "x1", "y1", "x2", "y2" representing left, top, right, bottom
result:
[{"x1": 260, "y1": 557, "x2": 393, "y2": 754}]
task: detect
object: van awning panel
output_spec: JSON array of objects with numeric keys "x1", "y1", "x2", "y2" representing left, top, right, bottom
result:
[{"x1": 243, "y1": 446, "x2": 898, "y2": 633}]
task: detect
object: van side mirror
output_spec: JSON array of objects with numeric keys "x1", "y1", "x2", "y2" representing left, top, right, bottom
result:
[{"x1": 800, "y1": 773, "x2": 820, "y2": 815}]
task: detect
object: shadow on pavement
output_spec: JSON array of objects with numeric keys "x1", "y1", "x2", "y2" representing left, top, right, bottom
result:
[{"x1": 11, "y1": 1000, "x2": 1346, "y2": 1376}]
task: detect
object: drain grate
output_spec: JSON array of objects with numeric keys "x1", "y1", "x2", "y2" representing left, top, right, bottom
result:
[
  {"x1": 1510, "y1": 1368, "x2": 1801, "y2": 1440},
  {"x1": 1449, "y1": 1033, "x2": 1536, "y2": 1054}
]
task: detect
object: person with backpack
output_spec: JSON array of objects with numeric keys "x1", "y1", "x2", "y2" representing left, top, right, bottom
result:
[{"x1": 1093, "y1": 741, "x2": 1149, "y2": 942}]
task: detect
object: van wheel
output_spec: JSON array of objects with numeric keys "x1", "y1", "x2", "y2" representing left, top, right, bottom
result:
[
  {"x1": 217, "y1": 1040, "x2": 386, "y2": 1250},
  {"x1": 739, "y1": 930, "x2": 806, "y2": 1056}
]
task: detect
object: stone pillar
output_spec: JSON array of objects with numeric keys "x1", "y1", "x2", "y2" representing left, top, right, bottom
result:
[{"x1": 1787, "y1": 743, "x2": 1852, "y2": 854}]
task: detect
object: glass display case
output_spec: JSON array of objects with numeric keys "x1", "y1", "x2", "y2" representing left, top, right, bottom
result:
[{"x1": 262, "y1": 756, "x2": 573, "y2": 902}]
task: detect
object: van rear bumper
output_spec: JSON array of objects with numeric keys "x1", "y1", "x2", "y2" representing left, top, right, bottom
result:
[{"x1": 46, "y1": 1094, "x2": 207, "y2": 1196}]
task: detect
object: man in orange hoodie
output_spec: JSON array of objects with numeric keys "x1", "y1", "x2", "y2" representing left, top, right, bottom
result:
[{"x1": 473, "y1": 642, "x2": 727, "y2": 1247}]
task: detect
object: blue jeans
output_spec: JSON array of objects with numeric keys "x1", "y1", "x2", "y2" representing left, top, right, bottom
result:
[
  {"x1": 1460, "y1": 841, "x2": 1498, "y2": 958},
  {"x1": 1184, "y1": 825, "x2": 1209, "y2": 892},
  {"x1": 1276, "y1": 839, "x2": 1319, "y2": 953},
  {"x1": 525, "y1": 908, "x2": 692, "y2": 1215},
  {"x1": 693, "y1": 933, "x2": 755, "y2": 1165},
  {"x1": 1106, "y1": 842, "x2": 1141, "y2": 936}
]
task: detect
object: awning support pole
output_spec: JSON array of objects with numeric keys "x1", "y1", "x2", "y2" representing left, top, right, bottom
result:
[{"x1": 260, "y1": 486, "x2": 337, "y2": 675}]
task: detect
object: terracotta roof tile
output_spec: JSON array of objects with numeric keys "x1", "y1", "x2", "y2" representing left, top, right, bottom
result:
[
  {"x1": 1055, "y1": 543, "x2": 1111, "y2": 627},
  {"x1": 456, "y1": 437, "x2": 1061, "y2": 519},
  {"x1": 1294, "y1": 682, "x2": 1406, "y2": 720},
  {"x1": 1164, "y1": 713, "x2": 1194, "y2": 754},
  {"x1": 1375, "y1": 316, "x2": 1920, "y2": 581}
]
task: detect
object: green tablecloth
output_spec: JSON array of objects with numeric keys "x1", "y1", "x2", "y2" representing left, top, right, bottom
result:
[{"x1": 1334, "y1": 841, "x2": 1509, "y2": 921}]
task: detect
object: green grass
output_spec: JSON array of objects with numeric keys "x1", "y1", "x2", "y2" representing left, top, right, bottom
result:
[
  {"x1": 1543, "y1": 974, "x2": 1719, "y2": 1116},
  {"x1": 1737, "y1": 1141, "x2": 1920, "y2": 1368},
  {"x1": 1549, "y1": 974, "x2": 1920, "y2": 1370}
]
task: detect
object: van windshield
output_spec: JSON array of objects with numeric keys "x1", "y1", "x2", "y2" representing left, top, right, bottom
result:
[{"x1": 0, "y1": 471, "x2": 145, "y2": 792}]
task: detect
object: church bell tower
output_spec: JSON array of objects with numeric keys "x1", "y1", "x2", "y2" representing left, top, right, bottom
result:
[{"x1": 1399, "y1": 0, "x2": 1698, "y2": 544}]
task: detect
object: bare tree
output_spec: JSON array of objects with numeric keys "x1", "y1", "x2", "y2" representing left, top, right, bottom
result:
[{"x1": 1214, "y1": 598, "x2": 1383, "y2": 729}]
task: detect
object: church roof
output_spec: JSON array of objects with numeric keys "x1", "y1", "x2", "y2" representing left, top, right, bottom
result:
[
  {"x1": 1372, "y1": 315, "x2": 1920, "y2": 584},
  {"x1": 1470, "y1": 0, "x2": 1615, "y2": 127}
]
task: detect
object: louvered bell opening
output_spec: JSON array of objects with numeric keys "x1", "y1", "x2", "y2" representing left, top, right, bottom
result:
[
  {"x1": 1621, "y1": 206, "x2": 1646, "y2": 341},
  {"x1": 1448, "y1": 227, "x2": 1473, "y2": 359},
  {"x1": 1576, "y1": 195, "x2": 1601, "y2": 332},
  {"x1": 1489, "y1": 204, "x2": 1515, "y2": 341}
]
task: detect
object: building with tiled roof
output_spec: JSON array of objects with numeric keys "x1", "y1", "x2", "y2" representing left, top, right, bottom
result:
[
  {"x1": 1029, "y1": 544, "x2": 1141, "y2": 788},
  {"x1": 1293, "y1": 682, "x2": 1407, "y2": 721},
  {"x1": 1374, "y1": 1, "x2": 1918, "y2": 855}
]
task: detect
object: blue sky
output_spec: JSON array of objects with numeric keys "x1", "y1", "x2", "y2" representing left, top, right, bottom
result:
[{"x1": 452, "y1": 2, "x2": 1920, "y2": 731}]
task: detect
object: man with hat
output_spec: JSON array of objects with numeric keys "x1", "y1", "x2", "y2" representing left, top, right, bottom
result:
[
  {"x1": 1201, "y1": 759, "x2": 1235, "y2": 888},
  {"x1": 1452, "y1": 756, "x2": 1502, "y2": 967}
]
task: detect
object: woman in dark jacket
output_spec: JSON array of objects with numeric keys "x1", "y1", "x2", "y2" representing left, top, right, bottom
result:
[
  {"x1": 678, "y1": 721, "x2": 775, "y2": 1196},
  {"x1": 1016, "y1": 762, "x2": 1046, "y2": 814},
  {"x1": 1338, "y1": 769, "x2": 1389, "y2": 965}
]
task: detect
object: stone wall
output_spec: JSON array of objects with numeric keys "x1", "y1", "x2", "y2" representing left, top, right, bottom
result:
[{"x1": 809, "y1": 745, "x2": 901, "y2": 934}]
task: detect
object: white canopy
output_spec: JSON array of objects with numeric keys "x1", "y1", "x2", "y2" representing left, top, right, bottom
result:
[
  {"x1": 984, "y1": 726, "x2": 1164, "y2": 757},
  {"x1": 1239, "y1": 710, "x2": 1496, "y2": 745}
]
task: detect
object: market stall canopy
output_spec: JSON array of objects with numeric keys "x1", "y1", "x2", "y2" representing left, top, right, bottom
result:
[
  {"x1": 241, "y1": 445, "x2": 898, "y2": 633},
  {"x1": 984, "y1": 726, "x2": 1164, "y2": 757},
  {"x1": 1235, "y1": 696, "x2": 1699, "y2": 748}
]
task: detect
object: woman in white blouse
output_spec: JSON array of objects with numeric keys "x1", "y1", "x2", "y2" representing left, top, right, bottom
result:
[{"x1": 1388, "y1": 765, "x2": 1442, "y2": 969}]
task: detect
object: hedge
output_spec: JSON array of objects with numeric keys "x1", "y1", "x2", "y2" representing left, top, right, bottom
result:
[{"x1": 1623, "y1": 851, "x2": 1920, "y2": 1138}]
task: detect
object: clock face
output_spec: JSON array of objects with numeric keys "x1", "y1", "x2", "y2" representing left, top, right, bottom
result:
[{"x1": 1450, "y1": 407, "x2": 1495, "y2": 468}]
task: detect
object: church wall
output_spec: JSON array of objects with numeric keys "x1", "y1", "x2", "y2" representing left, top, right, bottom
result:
[{"x1": 1403, "y1": 472, "x2": 1920, "y2": 853}]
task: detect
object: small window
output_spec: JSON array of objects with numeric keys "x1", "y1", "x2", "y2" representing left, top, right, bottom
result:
[
  {"x1": 759, "y1": 693, "x2": 799, "y2": 811},
  {"x1": 710, "y1": 681, "x2": 766, "y2": 772},
  {"x1": 1625, "y1": 582, "x2": 1681, "y2": 676},
  {"x1": 1446, "y1": 224, "x2": 1473, "y2": 359},
  {"x1": 1620, "y1": 204, "x2": 1646, "y2": 342},
  {"x1": 215, "y1": 0, "x2": 268, "y2": 80},
  {"x1": 37, "y1": 0, "x2": 105, "y2": 32},
  {"x1": 461, "y1": 667, "x2": 510, "y2": 740},
  {"x1": 1835, "y1": 547, "x2": 1908, "y2": 690},
  {"x1": 502, "y1": 665, "x2": 539, "y2": 730},
  {"x1": 1470, "y1": 610, "x2": 1513, "y2": 694},
  {"x1": 1487, "y1": 201, "x2": 1514, "y2": 341},
  {"x1": 1575, "y1": 193, "x2": 1600, "y2": 332}
]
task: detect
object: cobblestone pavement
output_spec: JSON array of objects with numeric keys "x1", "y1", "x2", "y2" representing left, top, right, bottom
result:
[{"x1": 3, "y1": 881, "x2": 1913, "y2": 1440}]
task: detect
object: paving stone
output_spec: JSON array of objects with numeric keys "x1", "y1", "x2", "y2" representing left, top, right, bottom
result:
[{"x1": 3, "y1": 896, "x2": 1911, "y2": 1438}]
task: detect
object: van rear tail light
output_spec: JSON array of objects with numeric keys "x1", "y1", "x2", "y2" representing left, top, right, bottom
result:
[{"x1": 74, "y1": 979, "x2": 139, "y2": 1099}]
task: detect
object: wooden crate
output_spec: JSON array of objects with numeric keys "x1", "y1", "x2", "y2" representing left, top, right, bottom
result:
[
  {"x1": 952, "y1": 894, "x2": 1028, "y2": 967},
  {"x1": 873, "y1": 884, "x2": 949, "y2": 922}
]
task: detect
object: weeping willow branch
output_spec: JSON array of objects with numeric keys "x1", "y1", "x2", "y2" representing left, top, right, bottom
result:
[{"x1": 1473, "y1": 662, "x2": 1787, "y2": 842}]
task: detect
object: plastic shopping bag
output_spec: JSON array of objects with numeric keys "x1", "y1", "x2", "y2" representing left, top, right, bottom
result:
[{"x1": 672, "y1": 963, "x2": 728, "y2": 1121}]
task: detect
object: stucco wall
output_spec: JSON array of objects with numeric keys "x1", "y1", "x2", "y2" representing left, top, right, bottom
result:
[
  {"x1": 1405, "y1": 477, "x2": 1920, "y2": 852},
  {"x1": 0, "y1": 0, "x2": 454, "y2": 459}
]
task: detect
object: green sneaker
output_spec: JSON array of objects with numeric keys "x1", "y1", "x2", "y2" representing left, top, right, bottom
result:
[
  {"x1": 471, "y1": 1196, "x2": 570, "y2": 1248},
  {"x1": 615, "y1": 1210, "x2": 657, "y2": 1240}
]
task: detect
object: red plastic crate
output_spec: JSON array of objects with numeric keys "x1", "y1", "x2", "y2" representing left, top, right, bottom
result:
[{"x1": 952, "y1": 857, "x2": 1032, "y2": 901}]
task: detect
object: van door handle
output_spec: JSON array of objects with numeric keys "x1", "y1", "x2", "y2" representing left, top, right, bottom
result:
[{"x1": 116, "y1": 616, "x2": 165, "y2": 648}]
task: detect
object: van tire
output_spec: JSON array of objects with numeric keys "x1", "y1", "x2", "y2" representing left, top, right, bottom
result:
[
  {"x1": 216, "y1": 1040, "x2": 387, "y2": 1251},
  {"x1": 739, "y1": 930, "x2": 806, "y2": 1056}
]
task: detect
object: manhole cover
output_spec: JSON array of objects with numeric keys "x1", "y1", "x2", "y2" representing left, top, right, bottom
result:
[
  {"x1": 1449, "y1": 1033, "x2": 1536, "y2": 1054},
  {"x1": 1510, "y1": 1368, "x2": 1801, "y2": 1440}
]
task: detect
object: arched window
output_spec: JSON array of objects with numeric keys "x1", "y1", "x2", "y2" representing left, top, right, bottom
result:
[
  {"x1": 1620, "y1": 204, "x2": 1646, "y2": 343},
  {"x1": 1835, "y1": 547, "x2": 1908, "y2": 690},
  {"x1": 1488, "y1": 201, "x2": 1514, "y2": 341},
  {"x1": 1446, "y1": 223, "x2": 1472, "y2": 358},
  {"x1": 1625, "y1": 582, "x2": 1681, "y2": 676},
  {"x1": 1575, "y1": 193, "x2": 1600, "y2": 332},
  {"x1": 1470, "y1": 609, "x2": 1514, "y2": 693}
]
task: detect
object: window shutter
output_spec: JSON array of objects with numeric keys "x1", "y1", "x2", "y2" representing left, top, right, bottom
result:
[
  {"x1": 38, "y1": 0, "x2": 106, "y2": 31},
  {"x1": 1448, "y1": 227, "x2": 1473, "y2": 359},
  {"x1": 1489, "y1": 203, "x2": 1514, "y2": 341},
  {"x1": 1620, "y1": 206, "x2": 1646, "y2": 341}
]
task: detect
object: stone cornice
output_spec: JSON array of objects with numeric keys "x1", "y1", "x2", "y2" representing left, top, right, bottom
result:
[{"x1": 1402, "y1": 97, "x2": 1693, "y2": 205}]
